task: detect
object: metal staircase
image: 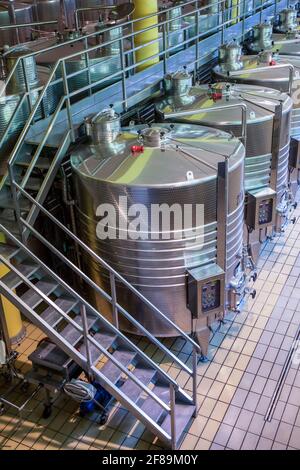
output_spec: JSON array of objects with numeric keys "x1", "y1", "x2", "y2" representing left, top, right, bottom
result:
[
  {"x1": 0, "y1": 131, "x2": 71, "y2": 239},
  {"x1": 0, "y1": 183, "x2": 201, "y2": 449}
]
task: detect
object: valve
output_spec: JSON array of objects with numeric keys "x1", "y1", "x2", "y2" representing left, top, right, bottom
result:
[{"x1": 131, "y1": 145, "x2": 144, "y2": 154}]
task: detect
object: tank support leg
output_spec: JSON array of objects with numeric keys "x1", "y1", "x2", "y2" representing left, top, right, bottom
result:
[
  {"x1": 194, "y1": 327, "x2": 210, "y2": 363},
  {"x1": 42, "y1": 389, "x2": 52, "y2": 419}
]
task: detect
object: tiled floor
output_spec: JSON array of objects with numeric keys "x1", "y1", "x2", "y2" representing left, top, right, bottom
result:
[{"x1": 1, "y1": 200, "x2": 300, "y2": 450}]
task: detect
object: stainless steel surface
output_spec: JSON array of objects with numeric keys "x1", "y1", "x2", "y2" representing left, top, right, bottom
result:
[
  {"x1": 247, "y1": 21, "x2": 300, "y2": 56},
  {"x1": 275, "y1": 7, "x2": 298, "y2": 33},
  {"x1": 24, "y1": 22, "x2": 133, "y2": 94},
  {"x1": 0, "y1": 54, "x2": 58, "y2": 161},
  {"x1": 4, "y1": 44, "x2": 39, "y2": 94},
  {"x1": 182, "y1": 0, "x2": 221, "y2": 39},
  {"x1": 75, "y1": 0, "x2": 132, "y2": 26},
  {"x1": 157, "y1": 80, "x2": 292, "y2": 203},
  {"x1": 248, "y1": 21, "x2": 273, "y2": 52},
  {"x1": 159, "y1": 1, "x2": 186, "y2": 52},
  {"x1": 213, "y1": 52, "x2": 300, "y2": 136},
  {"x1": 0, "y1": 1, "x2": 32, "y2": 46},
  {"x1": 218, "y1": 40, "x2": 244, "y2": 71},
  {"x1": 71, "y1": 119, "x2": 245, "y2": 336},
  {"x1": 23, "y1": 0, "x2": 76, "y2": 32}
]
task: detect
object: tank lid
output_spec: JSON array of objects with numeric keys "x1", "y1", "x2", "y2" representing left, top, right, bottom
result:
[
  {"x1": 140, "y1": 127, "x2": 167, "y2": 147},
  {"x1": 156, "y1": 82, "x2": 293, "y2": 125},
  {"x1": 71, "y1": 123, "x2": 244, "y2": 187},
  {"x1": 285, "y1": 28, "x2": 299, "y2": 39},
  {"x1": 257, "y1": 49, "x2": 274, "y2": 65},
  {"x1": 219, "y1": 40, "x2": 242, "y2": 51}
]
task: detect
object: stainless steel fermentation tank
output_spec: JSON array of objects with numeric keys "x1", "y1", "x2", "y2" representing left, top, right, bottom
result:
[
  {"x1": 70, "y1": 111, "x2": 245, "y2": 353},
  {"x1": 0, "y1": 45, "x2": 57, "y2": 163},
  {"x1": 213, "y1": 43, "x2": 300, "y2": 196},
  {"x1": 26, "y1": 5, "x2": 134, "y2": 95},
  {"x1": 0, "y1": 1, "x2": 33, "y2": 47},
  {"x1": 156, "y1": 72, "x2": 293, "y2": 263},
  {"x1": 22, "y1": 0, "x2": 76, "y2": 32},
  {"x1": 181, "y1": 0, "x2": 221, "y2": 39},
  {"x1": 75, "y1": 0, "x2": 129, "y2": 25}
]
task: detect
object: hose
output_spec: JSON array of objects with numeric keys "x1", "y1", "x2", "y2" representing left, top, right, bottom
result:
[{"x1": 64, "y1": 379, "x2": 97, "y2": 403}]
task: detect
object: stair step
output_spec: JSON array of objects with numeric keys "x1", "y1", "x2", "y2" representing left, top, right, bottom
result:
[
  {"x1": 0, "y1": 195, "x2": 30, "y2": 211},
  {"x1": 100, "y1": 349, "x2": 136, "y2": 384},
  {"x1": 79, "y1": 330, "x2": 118, "y2": 365},
  {"x1": 161, "y1": 402, "x2": 196, "y2": 448},
  {"x1": 6, "y1": 177, "x2": 42, "y2": 192},
  {"x1": 20, "y1": 278, "x2": 59, "y2": 309},
  {"x1": 1, "y1": 261, "x2": 40, "y2": 289},
  {"x1": 61, "y1": 315, "x2": 96, "y2": 347},
  {"x1": 25, "y1": 124, "x2": 79, "y2": 148},
  {"x1": 16, "y1": 157, "x2": 52, "y2": 170},
  {"x1": 40, "y1": 296, "x2": 79, "y2": 328},
  {"x1": 0, "y1": 218, "x2": 21, "y2": 237},
  {"x1": 120, "y1": 364, "x2": 157, "y2": 403},
  {"x1": 29, "y1": 315, "x2": 98, "y2": 372},
  {"x1": 1, "y1": 209, "x2": 18, "y2": 222},
  {"x1": 100, "y1": 349, "x2": 136, "y2": 383},
  {"x1": 140, "y1": 384, "x2": 170, "y2": 424},
  {"x1": 0, "y1": 243, "x2": 20, "y2": 260}
]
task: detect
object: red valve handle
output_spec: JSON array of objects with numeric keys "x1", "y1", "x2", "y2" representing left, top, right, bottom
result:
[
  {"x1": 211, "y1": 92, "x2": 223, "y2": 101},
  {"x1": 131, "y1": 145, "x2": 144, "y2": 154}
]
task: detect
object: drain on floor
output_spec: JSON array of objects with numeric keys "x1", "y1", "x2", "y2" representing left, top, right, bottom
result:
[{"x1": 265, "y1": 327, "x2": 300, "y2": 422}]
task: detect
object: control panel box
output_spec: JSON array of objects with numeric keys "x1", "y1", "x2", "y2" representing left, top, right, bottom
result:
[
  {"x1": 289, "y1": 136, "x2": 300, "y2": 170},
  {"x1": 246, "y1": 188, "x2": 277, "y2": 231},
  {"x1": 188, "y1": 264, "x2": 225, "y2": 319}
]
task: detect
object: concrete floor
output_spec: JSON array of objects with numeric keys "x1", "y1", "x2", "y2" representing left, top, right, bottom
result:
[{"x1": 0, "y1": 199, "x2": 300, "y2": 450}]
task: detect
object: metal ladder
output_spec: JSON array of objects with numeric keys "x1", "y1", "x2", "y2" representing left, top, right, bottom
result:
[{"x1": 0, "y1": 181, "x2": 201, "y2": 449}]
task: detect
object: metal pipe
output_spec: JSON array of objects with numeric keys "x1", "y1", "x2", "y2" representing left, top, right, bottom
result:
[
  {"x1": 0, "y1": 250, "x2": 171, "y2": 413},
  {"x1": 192, "y1": 347, "x2": 198, "y2": 416},
  {"x1": 0, "y1": 20, "x2": 58, "y2": 30},
  {"x1": 80, "y1": 304, "x2": 92, "y2": 377},
  {"x1": 8, "y1": 0, "x2": 19, "y2": 44},
  {"x1": 109, "y1": 273, "x2": 119, "y2": 329},
  {"x1": 170, "y1": 384, "x2": 176, "y2": 449},
  {"x1": 0, "y1": 253, "x2": 85, "y2": 338}
]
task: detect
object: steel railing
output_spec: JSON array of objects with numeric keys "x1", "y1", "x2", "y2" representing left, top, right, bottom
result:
[
  {"x1": 0, "y1": 0, "x2": 289, "y2": 197},
  {"x1": 0, "y1": 0, "x2": 283, "y2": 108}
]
